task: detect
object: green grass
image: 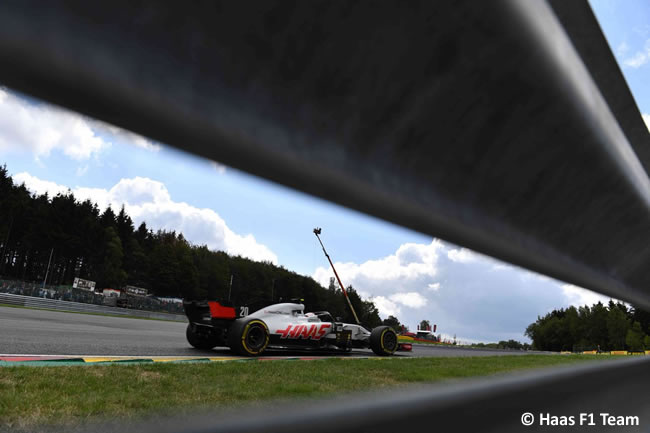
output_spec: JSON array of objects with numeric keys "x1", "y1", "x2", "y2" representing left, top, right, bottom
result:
[
  {"x1": 0, "y1": 355, "x2": 613, "y2": 429},
  {"x1": 0, "y1": 302, "x2": 183, "y2": 323}
]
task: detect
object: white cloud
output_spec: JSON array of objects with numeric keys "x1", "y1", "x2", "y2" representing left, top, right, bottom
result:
[
  {"x1": 371, "y1": 296, "x2": 401, "y2": 318},
  {"x1": 624, "y1": 52, "x2": 648, "y2": 68},
  {"x1": 447, "y1": 247, "x2": 479, "y2": 263},
  {"x1": 13, "y1": 172, "x2": 278, "y2": 264},
  {"x1": 616, "y1": 41, "x2": 629, "y2": 56},
  {"x1": 389, "y1": 292, "x2": 428, "y2": 308},
  {"x1": 312, "y1": 239, "x2": 621, "y2": 343},
  {"x1": 561, "y1": 284, "x2": 612, "y2": 308},
  {"x1": 12, "y1": 172, "x2": 70, "y2": 197},
  {"x1": 90, "y1": 120, "x2": 161, "y2": 152},
  {"x1": 0, "y1": 88, "x2": 160, "y2": 162},
  {"x1": 642, "y1": 113, "x2": 650, "y2": 132},
  {"x1": 622, "y1": 39, "x2": 650, "y2": 68},
  {"x1": 0, "y1": 88, "x2": 109, "y2": 161},
  {"x1": 312, "y1": 240, "x2": 442, "y2": 298},
  {"x1": 209, "y1": 161, "x2": 228, "y2": 174}
]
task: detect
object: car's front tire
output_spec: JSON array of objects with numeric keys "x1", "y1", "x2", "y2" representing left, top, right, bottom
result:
[
  {"x1": 228, "y1": 318, "x2": 270, "y2": 356},
  {"x1": 370, "y1": 326, "x2": 398, "y2": 356}
]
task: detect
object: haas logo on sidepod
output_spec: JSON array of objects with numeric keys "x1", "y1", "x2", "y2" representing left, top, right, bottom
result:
[{"x1": 275, "y1": 323, "x2": 331, "y2": 340}]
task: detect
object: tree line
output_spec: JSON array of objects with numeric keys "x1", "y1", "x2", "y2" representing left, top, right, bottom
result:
[
  {"x1": 0, "y1": 165, "x2": 385, "y2": 327},
  {"x1": 525, "y1": 300, "x2": 650, "y2": 352},
  {"x1": 471, "y1": 340, "x2": 531, "y2": 350}
]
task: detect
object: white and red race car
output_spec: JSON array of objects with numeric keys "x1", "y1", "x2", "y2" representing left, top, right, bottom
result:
[{"x1": 183, "y1": 299, "x2": 401, "y2": 356}]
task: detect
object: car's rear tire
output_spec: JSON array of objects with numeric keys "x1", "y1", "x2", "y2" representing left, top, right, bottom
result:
[
  {"x1": 370, "y1": 326, "x2": 398, "y2": 356},
  {"x1": 228, "y1": 318, "x2": 270, "y2": 356},
  {"x1": 186, "y1": 324, "x2": 221, "y2": 350}
]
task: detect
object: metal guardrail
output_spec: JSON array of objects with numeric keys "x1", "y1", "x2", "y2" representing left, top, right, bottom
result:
[
  {"x1": 1, "y1": 0, "x2": 649, "y2": 432},
  {"x1": 2, "y1": 0, "x2": 649, "y2": 310},
  {"x1": 0, "y1": 293, "x2": 186, "y2": 322},
  {"x1": 0, "y1": 280, "x2": 185, "y2": 314}
]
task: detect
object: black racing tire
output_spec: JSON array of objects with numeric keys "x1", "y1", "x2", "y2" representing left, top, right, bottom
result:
[
  {"x1": 186, "y1": 324, "x2": 220, "y2": 350},
  {"x1": 227, "y1": 318, "x2": 270, "y2": 356},
  {"x1": 370, "y1": 326, "x2": 398, "y2": 356}
]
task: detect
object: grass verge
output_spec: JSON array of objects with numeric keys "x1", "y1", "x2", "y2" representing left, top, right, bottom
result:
[{"x1": 0, "y1": 355, "x2": 613, "y2": 429}]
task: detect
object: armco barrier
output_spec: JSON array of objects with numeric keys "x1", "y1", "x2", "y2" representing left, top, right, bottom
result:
[
  {"x1": 0, "y1": 293, "x2": 186, "y2": 322},
  {"x1": 3, "y1": 1, "x2": 650, "y2": 432}
]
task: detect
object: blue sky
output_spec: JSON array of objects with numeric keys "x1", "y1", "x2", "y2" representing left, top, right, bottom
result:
[
  {"x1": 1, "y1": 2, "x2": 647, "y2": 342},
  {"x1": 590, "y1": 0, "x2": 650, "y2": 118}
]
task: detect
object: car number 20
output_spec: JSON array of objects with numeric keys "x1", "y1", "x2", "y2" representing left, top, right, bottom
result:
[{"x1": 240, "y1": 306, "x2": 249, "y2": 317}]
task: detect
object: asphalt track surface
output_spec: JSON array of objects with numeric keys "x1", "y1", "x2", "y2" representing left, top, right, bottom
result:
[{"x1": 0, "y1": 306, "x2": 540, "y2": 358}]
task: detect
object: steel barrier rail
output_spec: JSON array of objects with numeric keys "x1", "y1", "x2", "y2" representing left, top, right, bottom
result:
[
  {"x1": 0, "y1": 293, "x2": 187, "y2": 322},
  {"x1": 1, "y1": 0, "x2": 649, "y2": 432},
  {"x1": 1, "y1": 0, "x2": 649, "y2": 309},
  {"x1": 548, "y1": 0, "x2": 650, "y2": 174}
]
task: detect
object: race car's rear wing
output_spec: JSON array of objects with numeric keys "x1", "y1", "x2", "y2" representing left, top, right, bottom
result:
[{"x1": 183, "y1": 299, "x2": 263, "y2": 323}]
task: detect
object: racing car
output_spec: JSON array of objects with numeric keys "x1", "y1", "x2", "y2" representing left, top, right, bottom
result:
[
  {"x1": 184, "y1": 228, "x2": 407, "y2": 356},
  {"x1": 183, "y1": 299, "x2": 399, "y2": 356}
]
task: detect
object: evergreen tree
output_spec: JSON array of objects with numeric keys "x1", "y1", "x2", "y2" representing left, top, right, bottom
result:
[
  {"x1": 606, "y1": 304, "x2": 629, "y2": 350},
  {"x1": 625, "y1": 321, "x2": 646, "y2": 352},
  {"x1": 589, "y1": 302, "x2": 609, "y2": 350},
  {"x1": 100, "y1": 207, "x2": 117, "y2": 229},
  {"x1": 99, "y1": 227, "x2": 127, "y2": 288},
  {"x1": 382, "y1": 315, "x2": 403, "y2": 332}
]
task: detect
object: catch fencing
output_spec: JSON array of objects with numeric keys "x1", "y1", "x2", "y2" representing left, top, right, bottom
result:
[
  {"x1": 0, "y1": 279, "x2": 184, "y2": 314},
  {"x1": 0, "y1": 292, "x2": 186, "y2": 322}
]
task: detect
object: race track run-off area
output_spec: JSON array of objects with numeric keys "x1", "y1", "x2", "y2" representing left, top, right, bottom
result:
[{"x1": 0, "y1": 305, "x2": 542, "y2": 362}]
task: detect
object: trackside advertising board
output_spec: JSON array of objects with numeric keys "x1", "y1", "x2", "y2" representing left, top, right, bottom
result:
[
  {"x1": 73, "y1": 277, "x2": 96, "y2": 291},
  {"x1": 125, "y1": 285, "x2": 148, "y2": 297}
]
